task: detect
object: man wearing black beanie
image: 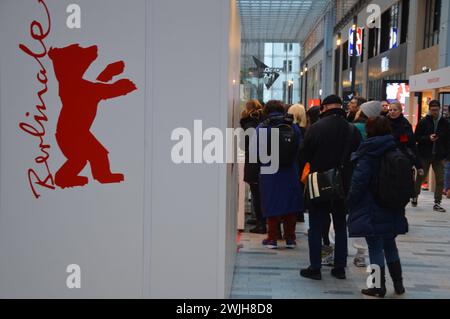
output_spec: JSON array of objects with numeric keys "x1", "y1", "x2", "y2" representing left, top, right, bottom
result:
[{"x1": 299, "y1": 95, "x2": 362, "y2": 280}]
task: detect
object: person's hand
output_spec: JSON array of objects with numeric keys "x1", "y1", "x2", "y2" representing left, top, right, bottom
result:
[{"x1": 418, "y1": 169, "x2": 425, "y2": 176}]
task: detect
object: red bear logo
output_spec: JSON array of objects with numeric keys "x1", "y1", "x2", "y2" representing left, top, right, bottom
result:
[{"x1": 48, "y1": 44, "x2": 137, "y2": 189}]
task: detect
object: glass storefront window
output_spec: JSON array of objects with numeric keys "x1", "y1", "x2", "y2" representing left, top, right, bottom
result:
[
  {"x1": 239, "y1": 42, "x2": 301, "y2": 104},
  {"x1": 421, "y1": 92, "x2": 433, "y2": 118}
]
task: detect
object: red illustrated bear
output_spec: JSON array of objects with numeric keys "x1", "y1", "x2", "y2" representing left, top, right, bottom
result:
[{"x1": 48, "y1": 44, "x2": 137, "y2": 189}]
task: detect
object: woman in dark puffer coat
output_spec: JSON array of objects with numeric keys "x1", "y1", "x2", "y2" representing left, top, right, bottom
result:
[
  {"x1": 387, "y1": 101, "x2": 424, "y2": 179},
  {"x1": 347, "y1": 116, "x2": 408, "y2": 298},
  {"x1": 388, "y1": 102, "x2": 423, "y2": 170},
  {"x1": 240, "y1": 99, "x2": 265, "y2": 234}
]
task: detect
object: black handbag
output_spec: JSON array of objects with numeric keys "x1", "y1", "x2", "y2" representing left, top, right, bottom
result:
[{"x1": 306, "y1": 125, "x2": 354, "y2": 203}]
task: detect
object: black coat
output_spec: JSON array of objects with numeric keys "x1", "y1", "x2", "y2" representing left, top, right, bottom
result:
[
  {"x1": 299, "y1": 108, "x2": 362, "y2": 195},
  {"x1": 347, "y1": 111, "x2": 356, "y2": 123},
  {"x1": 414, "y1": 115, "x2": 450, "y2": 161},
  {"x1": 389, "y1": 115, "x2": 423, "y2": 169},
  {"x1": 240, "y1": 115, "x2": 261, "y2": 183}
]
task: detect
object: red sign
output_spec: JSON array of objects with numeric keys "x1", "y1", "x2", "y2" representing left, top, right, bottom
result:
[
  {"x1": 308, "y1": 99, "x2": 321, "y2": 108},
  {"x1": 428, "y1": 77, "x2": 440, "y2": 84},
  {"x1": 18, "y1": 0, "x2": 137, "y2": 198}
]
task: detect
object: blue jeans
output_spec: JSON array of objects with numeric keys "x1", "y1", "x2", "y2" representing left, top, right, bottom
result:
[
  {"x1": 365, "y1": 236, "x2": 400, "y2": 268},
  {"x1": 308, "y1": 200, "x2": 348, "y2": 270},
  {"x1": 445, "y1": 161, "x2": 450, "y2": 191}
]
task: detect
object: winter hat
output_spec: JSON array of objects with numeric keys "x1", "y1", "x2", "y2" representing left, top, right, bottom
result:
[
  {"x1": 321, "y1": 95, "x2": 342, "y2": 108},
  {"x1": 360, "y1": 101, "x2": 382, "y2": 118}
]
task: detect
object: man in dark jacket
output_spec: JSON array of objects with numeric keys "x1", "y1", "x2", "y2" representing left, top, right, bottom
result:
[
  {"x1": 299, "y1": 95, "x2": 361, "y2": 280},
  {"x1": 347, "y1": 96, "x2": 367, "y2": 122},
  {"x1": 413, "y1": 100, "x2": 450, "y2": 212}
]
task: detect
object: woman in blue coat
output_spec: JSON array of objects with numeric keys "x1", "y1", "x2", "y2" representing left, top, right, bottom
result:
[
  {"x1": 256, "y1": 100, "x2": 304, "y2": 249},
  {"x1": 347, "y1": 116, "x2": 408, "y2": 298}
]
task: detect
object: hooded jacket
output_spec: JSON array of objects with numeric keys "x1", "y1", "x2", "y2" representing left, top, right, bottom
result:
[
  {"x1": 347, "y1": 135, "x2": 409, "y2": 237},
  {"x1": 256, "y1": 112, "x2": 304, "y2": 217}
]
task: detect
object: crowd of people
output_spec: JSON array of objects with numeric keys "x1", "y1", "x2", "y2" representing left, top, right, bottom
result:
[{"x1": 240, "y1": 95, "x2": 450, "y2": 298}]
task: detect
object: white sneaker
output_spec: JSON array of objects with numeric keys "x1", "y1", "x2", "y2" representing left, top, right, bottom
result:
[
  {"x1": 353, "y1": 255, "x2": 367, "y2": 267},
  {"x1": 321, "y1": 253, "x2": 334, "y2": 266}
]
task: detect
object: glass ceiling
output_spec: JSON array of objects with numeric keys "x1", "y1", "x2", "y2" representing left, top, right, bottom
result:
[{"x1": 237, "y1": 0, "x2": 332, "y2": 42}]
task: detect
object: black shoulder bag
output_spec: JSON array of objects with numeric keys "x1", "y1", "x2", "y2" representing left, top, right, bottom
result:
[{"x1": 306, "y1": 124, "x2": 354, "y2": 203}]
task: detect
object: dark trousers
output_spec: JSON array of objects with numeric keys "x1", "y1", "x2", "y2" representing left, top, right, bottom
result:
[
  {"x1": 322, "y1": 213, "x2": 331, "y2": 246},
  {"x1": 415, "y1": 158, "x2": 445, "y2": 203},
  {"x1": 308, "y1": 200, "x2": 348, "y2": 270},
  {"x1": 366, "y1": 235, "x2": 400, "y2": 267},
  {"x1": 249, "y1": 183, "x2": 264, "y2": 223},
  {"x1": 267, "y1": 213, "x2": 297, "y2": 241}
]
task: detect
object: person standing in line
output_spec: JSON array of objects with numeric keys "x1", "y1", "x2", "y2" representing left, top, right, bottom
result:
[
  {"x1": 257, "y1": 100, "x2": 304, "y2": 249},
  {"x1": 413, "y1": 100, "x2": 450, "y2": 212},
  {"x1": 388, "y1": 101, "x2": 425, "y2": 196},
  {"x1": 304, "y1": 105, "x2": 335, "y2": 262},
  {"x1": 380, "y1": 100, "x2": 390, "y2": 116},
  {"x1": 306, "y1": 106, "x2": 321, "y2": 127},
  {"x1": 347, "y1": 116, "x2": 408, "y2": 298},
  {"x1": 288, "y1": 104, "x2": 308, "y2": 223},
  {"x1": 321, "y1": 100, "x2": 380, "y2": 268},
  {"x1": 346, "y1": 96, "x2": 367, "y2": 123},
  {"x1": 353, "y1": 101, "x2": 382, "y2": 139},
  {"x1": 350, "y1": 101, "x2": 384, "y2": 268},
  {"x1": 288, "y1": 104, "x2": 307, "y2": 136},
  {"x1": 240, "y1": 99, "x2": 265, "y2": 234},
  {"x1": 299, "y1": 95, "x2": 361, "y2": 280},
  {"x1": 302, "y1": 105, "x2": 335, "y2": 265}
]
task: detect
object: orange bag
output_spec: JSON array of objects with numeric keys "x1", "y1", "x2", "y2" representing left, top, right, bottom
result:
[{"x1": 301, "y1": 163, "x2": 310, "y2": 185}]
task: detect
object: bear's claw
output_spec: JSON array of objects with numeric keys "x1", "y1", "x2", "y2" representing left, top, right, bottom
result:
[
  {"x1": 95, "y1": 173, "x2": 124, "y2": 184},
  {"x1": 55, "y1": 176, "x2": 89, "y2": 189}
]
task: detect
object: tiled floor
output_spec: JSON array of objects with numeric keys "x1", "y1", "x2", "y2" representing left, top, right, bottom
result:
[{"x1": 231, "y1": 191, "x2": 450, "y2": 299}]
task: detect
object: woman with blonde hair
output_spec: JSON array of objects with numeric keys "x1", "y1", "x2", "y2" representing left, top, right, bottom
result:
[
  {"x1": 288, "y1": 104, "x2": 307, "y2": 135},
  {"x1": 287, "y1": 104, "x2": 307, "y2": 223},
  {"x1": 240, "y1": 99, "x2": 265, "y2": 233}
]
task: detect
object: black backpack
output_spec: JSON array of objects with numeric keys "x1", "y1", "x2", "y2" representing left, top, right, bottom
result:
[
  {"x1": 263, "y1": 115, "x2": 298, "y2": 167},
  {"x1": 372, "y1": 148, "x2": 414, "y2": 209}
]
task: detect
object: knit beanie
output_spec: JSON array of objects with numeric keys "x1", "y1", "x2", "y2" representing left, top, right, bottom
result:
[{"x1": 360, "y1": 101, "x2": 382, "y2": 118}]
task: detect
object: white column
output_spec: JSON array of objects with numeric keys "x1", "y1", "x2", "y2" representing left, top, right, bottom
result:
[
  {"x1": 322, "y1": 7, "x2": 334, "y2": 98},
  {"x1": 146, "y1": 0, "x2": 240, "y2": 299},
  {"x1": 439, "y1": 0, "x2": 450, "y2": 68},
  {"x1": 406, "y1": 0, "x2": 419, "y2": 124},
  {"x1": 0, "y1": 0, "x2": 240, "y2": 299}
]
